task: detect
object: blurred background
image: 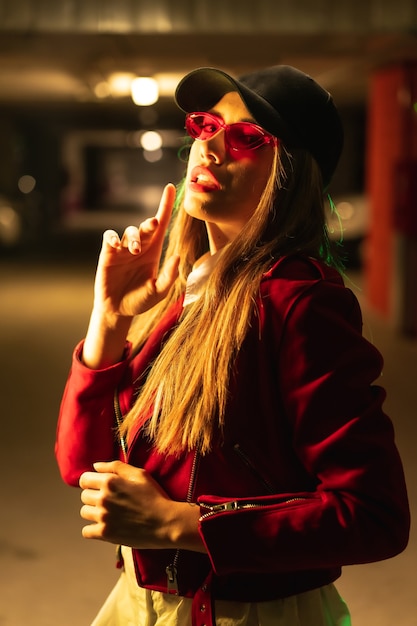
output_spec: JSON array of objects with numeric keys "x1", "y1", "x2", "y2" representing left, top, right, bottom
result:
[{"x1": 0, "y1": 1, "x2": 416, "y2": 624}]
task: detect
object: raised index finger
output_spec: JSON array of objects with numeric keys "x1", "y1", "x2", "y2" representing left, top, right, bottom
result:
[{"x1": 155, "y1": 183, "x2": 177, "y2": 230}]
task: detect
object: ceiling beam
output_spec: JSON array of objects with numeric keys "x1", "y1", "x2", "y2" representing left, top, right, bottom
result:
[{"x1": 0, "y1": 0, "x2": 416, "y2": 34}]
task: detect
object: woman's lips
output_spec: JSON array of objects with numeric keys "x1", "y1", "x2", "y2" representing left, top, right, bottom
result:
[{"x1": 189, "y1": 166, "x2": 221, "y2": 192}]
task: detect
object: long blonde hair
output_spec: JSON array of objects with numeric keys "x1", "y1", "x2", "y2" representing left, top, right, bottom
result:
[{"x1": 121, "y1": 145, "x2": 336, "y2": 455}]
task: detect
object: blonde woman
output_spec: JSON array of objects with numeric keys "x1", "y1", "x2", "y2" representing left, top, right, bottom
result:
[{"x1": 56, "y1": 65, "x2": 409, "y2": 626}]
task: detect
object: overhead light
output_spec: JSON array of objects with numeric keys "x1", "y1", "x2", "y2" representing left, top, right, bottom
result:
[
  {"x1": 108, "y1": 72, "x2": 135, "y2": 97},
  {"x1": 94, "y1": 81, "x2": 111, "y2": 99},
  {"x1": 143, "y1": 149, "x2": 163, "y2": 163},
  {"x1": 140, "y1": 131, "x2": 163, "y2": 152},
  {"x1": 131, "y1": 77, "x2": 159, "y2": 106},
  {"x1": 18, "y1": 175, "x2": 36, "y2": 194}
]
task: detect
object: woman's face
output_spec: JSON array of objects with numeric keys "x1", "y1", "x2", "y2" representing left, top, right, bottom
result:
[{"x1": 182, "y1": 91, "x2": 276, "y2": 250}]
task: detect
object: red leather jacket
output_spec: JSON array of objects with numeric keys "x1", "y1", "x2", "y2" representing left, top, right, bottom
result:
[{"x1": 56, "y1": 255, "x2": 409, "y2": 610}]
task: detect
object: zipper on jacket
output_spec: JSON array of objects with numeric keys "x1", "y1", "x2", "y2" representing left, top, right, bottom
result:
[
  {"x1": 166, "y1": 563, "x2": 179, "y2": 594},
  {"x1": 113, "y1": 390, "x2": 128, "y2": 462},
  {"x1": 165, "y1": 449, "x2": 200, "y2": 594},
  {"x1": 233, "y1": 443, "x2": 275, "y2": 494},
  {"x1": 199, "y1": 500, "x2": 267, "y2": 519},
  {"x1": 199, "y1": 496, "x2": 307, "y2": 520}
]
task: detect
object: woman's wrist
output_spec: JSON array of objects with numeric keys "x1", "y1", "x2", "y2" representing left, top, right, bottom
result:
[
  {"x1": 82, "y1": 308, "x2": 133, "y2": 369},
  {"x1": 165, "y1": 501, "x2": 206, "y2": 553}
]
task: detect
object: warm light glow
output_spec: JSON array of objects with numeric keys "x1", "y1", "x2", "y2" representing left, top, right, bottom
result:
[
  {"x1": 140, "y1": 131, "x2": 162, "y2": 152},
  {"x1": 131, "y1": 77, "x2": 159, "y2": 106},
  {"x1": 143, "y1": 148, "x2": 163, "y2": 163},
  {"x1": 0, "y1": 205, "x2": 21, "y2": 245},
  {"x1": 18, "y1": 175, "x2": 36, "y2": 194},
  {"x1": 94, "y1": 81, "x2": 111, "y2": 98},
  {"x1": 337, "y1": 201, "x2": 355, "y2": 221},
  {"x1": 108, "y1": 72, "x2": 135, "y2": 96},
  {"x1": 156, "y1": 74, "x2": 182, "y2": 96}
]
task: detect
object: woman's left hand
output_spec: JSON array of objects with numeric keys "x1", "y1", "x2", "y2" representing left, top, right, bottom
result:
[{"x1": 79, "y1": 461, "x2": 205, "y2": 552}]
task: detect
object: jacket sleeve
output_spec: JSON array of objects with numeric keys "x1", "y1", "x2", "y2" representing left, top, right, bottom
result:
[
  {"x1": 197, "y1": 279, "x2": 410, "y2": 575},
  {"x1": 55, "y1": 340, "x2": 132, "y2": 486}
]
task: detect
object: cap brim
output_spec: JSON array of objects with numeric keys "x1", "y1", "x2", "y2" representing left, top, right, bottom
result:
[{"x1": 175, "y1": 68, "x2": 239, "y2": 112}]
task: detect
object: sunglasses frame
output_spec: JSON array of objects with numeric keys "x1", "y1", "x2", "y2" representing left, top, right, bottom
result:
[{"x1": 185, "y1": 111, "x2": 277, "y2": 152}]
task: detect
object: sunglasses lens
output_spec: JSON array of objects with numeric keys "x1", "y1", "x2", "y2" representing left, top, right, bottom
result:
[
  {"x1": 185, "y1": 113, "x2": 274, "y2": 151},
  {"x1": 186, "y1": 114, "x2": 220, "y2": 140},
  {"x1": 228, "y1": 124, "x2": 268, "y2": 150}
]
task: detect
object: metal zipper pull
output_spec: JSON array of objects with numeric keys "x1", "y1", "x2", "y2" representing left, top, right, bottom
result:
[
  {"x1": 199, "y1": 501, "x2": 239, "y2": 518},
  {"x1": 164, "y1": 450, "x2": 199, "y2": 597},
  {"x1": 166, "y1": 563, "x2": 179, "y2": 594}
]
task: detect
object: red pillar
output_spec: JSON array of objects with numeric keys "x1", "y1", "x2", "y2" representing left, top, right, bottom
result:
[{"x1": 365, "y1": 62, "x2": 417, "y2": 334}]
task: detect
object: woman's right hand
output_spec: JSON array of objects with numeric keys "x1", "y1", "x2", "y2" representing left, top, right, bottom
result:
[
  {"x1": 82, "y1": 183, "x2": 179, "y2": 369},
  {"x1": 94, "y1": 183, "x2": 179, "y2": 319}
]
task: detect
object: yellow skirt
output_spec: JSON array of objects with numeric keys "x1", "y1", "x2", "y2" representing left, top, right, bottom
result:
[{"x1": 91, "y1": 547, "x2": 351, "y2": 626}]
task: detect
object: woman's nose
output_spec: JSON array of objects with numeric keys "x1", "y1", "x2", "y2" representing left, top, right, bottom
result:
[{"x1": 199, "y1": 131, "x2": 226, "y2": 163}]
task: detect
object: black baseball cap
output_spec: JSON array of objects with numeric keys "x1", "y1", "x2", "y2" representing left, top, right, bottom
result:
[{"x1": 175, "y1": 65, "x2": 344, "y2": 188}]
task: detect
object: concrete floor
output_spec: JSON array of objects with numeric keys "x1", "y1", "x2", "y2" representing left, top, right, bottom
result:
[{"x1": 0, "y1": 241, "x2": 415, "y2": 626}]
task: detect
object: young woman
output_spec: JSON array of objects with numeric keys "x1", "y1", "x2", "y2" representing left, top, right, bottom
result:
[{"x1": 56, "y1": 65, "x2": 410, "y2": 626}]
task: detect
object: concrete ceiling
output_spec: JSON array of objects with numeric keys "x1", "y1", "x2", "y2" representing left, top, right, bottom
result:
[
  {"x1": 0, "y1": 31, "x2": 416, "y2": 106},
  {"x1": 0, "y1": 1, "x2": 416, "y2": 117}
]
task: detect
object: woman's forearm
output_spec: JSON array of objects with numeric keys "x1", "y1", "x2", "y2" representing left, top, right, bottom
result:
[{"x1": 82, "y1": 308, "x2": 134, "y2": 369}]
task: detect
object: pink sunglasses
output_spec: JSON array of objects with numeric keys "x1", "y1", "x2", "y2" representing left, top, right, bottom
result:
[{"x1": 185, "y1": 111, "x2": 278, "y2": 152}]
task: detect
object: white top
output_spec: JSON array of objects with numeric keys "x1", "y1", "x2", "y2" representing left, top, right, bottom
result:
[
  {"x1": 183, "y1": 251, "x2": 222, "y2": 307},
  {"x1": 91, "y1": 547, "x2": 351, "y2": 626}
]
